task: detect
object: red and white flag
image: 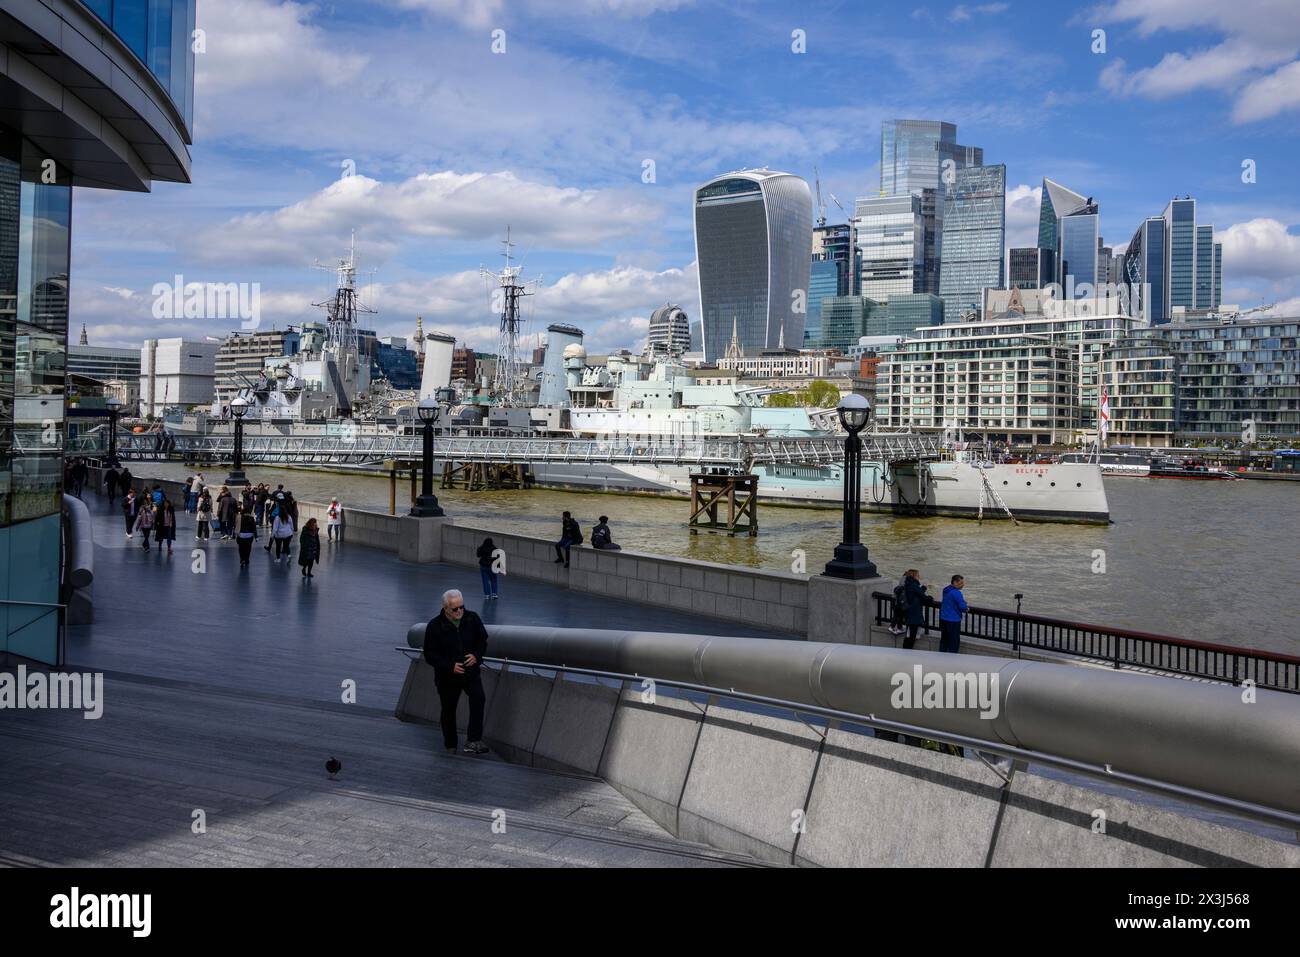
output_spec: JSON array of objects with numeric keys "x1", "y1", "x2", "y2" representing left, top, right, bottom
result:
[{"x1": 1099, "y1": 386, "x2": 1111, "y2": 442}]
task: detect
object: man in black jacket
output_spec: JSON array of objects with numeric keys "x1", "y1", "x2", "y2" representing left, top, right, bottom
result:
[
  {"x1": 553, "y1": 511, "x2": 581, "y2": 567},
  {"x1": 421, "y1": 589, "x2": 489, "y2": 755}
]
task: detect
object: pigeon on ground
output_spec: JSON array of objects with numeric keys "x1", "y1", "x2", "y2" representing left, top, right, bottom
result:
[{"x1": 325, "y1": 757, "x2": 342, "y2": 778}]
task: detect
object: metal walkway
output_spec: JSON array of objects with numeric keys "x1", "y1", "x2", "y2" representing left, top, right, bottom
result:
[{"x1": 114, "y1": 431, "x2": 947, "y2": 470}]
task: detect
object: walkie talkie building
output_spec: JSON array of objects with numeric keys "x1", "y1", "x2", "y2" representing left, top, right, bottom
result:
[{"x1": 693, "y1": 169, "x2": 812, "y2": 362}]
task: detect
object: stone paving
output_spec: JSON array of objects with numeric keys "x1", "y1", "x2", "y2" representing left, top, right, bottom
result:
[{"x1": 0, "y1": 491, "x2": 782, "y2": 868}]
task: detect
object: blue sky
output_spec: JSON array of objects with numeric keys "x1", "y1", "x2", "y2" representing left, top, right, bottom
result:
[{"x1": 73, "y1": 0, "x2": 1300, "y2": 354}]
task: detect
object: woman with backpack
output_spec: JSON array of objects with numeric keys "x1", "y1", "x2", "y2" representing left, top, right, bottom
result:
[
  {"x1": 477, "y1": 537, "x2": 500, "y2": 600},
  {"x1": 235, "y1": 505, "x2": 258, "y2": 568},
  {"x1": 196, "y1": 491, "x2": 213, "y2": 541},
  {"x1": 298, "y1": 518, "x2": 320, "y2": 579},
  {"x1": 134, "y1": 501, "x2": 156, "y2": 551}
]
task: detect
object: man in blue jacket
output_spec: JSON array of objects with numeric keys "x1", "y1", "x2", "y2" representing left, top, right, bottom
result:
[{"x1": 939, "y1": 575, "x2": 968, "y2": 654}]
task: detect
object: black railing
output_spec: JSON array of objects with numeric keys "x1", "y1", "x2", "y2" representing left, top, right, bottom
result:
[{"x1": 873, "y1": 592, "x2": 1300, "y2": 694}]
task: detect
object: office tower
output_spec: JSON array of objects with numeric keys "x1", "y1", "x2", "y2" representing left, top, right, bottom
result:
[
  {"x1": 1007, "y1": 247, "x2": 1047, "y2": 289},
  {"x1": 1037, "y1": 178, "x2": 1098, "y2": 292},
  {"x1": 1124, "y1": 198, "x2": 1222, "y2": 324},
  {"x1": 938, "y1": 164, "x2": 1006, "y2": 324},
  {"x1": 645, "y1": 305, "x2": 690, "y2": 358},
  {"x1": 854, "y1": 194, "x2": 923, "y2": 302},
  {"x1": 215, "y1": 329, "x2": 296, "y2": 402},
  {"x1": 694, "y1": 169, "x2": 812, "y2": 362},
  {"x1": 808, "y1": 222, "x2": 855, "y2": 343},
  {"x1": 879, "y1": 119, "x2": 983, "y2": 294}
]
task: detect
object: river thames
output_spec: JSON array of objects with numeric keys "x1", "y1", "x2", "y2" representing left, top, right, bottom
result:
[{"x1": 144, "y1": 463, "x2": 1300, "y2": 655}]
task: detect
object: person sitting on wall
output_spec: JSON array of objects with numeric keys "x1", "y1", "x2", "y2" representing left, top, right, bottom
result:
[{"x1": 591, "y1": 515, "x2": 621, "y2": 551}]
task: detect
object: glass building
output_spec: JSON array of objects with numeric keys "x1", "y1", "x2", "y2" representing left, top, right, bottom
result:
[
  {"x1": 853, "y1": 194, "x2": 923, "y2": 302},
  {"x1": 806, "y1": 259, "x2": 841, "y2": 345},
  {"x1": 1123, "y1": 199, "x2": 1222, "y2": 324},
  {"x1": 938, "y1": 164, "x2": 1006, "y2": 324},
  {"x1": 1007, "y1": 247, "x2": 1047, "y2": 289},
  {"x1": 694, "y1": 170, "x2": 812, "y2": 362},
  {"x1": 1036, "y1": 178, "x2": 1099, "y2": 293},
  {"x1": 879, "y1": 119, "x2": 982, "y2": 296},
  {"x1": 808, "y1": 223, "x2": 854, "y2": 344},
  {"x1": 0, "y1": 1, "x2": 194, "y2": 664}
]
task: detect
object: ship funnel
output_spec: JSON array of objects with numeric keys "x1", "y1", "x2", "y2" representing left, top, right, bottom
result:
[{"x1": 420, "y1": 332, "x2": 457, "y2": 399}]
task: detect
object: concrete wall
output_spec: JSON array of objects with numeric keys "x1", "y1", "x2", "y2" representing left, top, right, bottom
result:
[
  {"x1": 440, "y1": 522, "x2": 811, "y2": 636},
  {"x1": 395, "y1": 657, "x2": 1300, "y2": 868}
]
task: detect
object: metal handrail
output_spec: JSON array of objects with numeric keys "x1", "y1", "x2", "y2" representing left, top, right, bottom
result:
[
  {"x1": 395, "y1": 646, "x2": 1300, "y2": 831},
  {"x1": 874, "y1": 592, "x2": 1300, "y2": 692}
]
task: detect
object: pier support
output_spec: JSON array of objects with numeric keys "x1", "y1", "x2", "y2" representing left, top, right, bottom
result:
[
  {"x1": 688, "y1": 473, "x2": 758, "y2": 537},
  {"x1": 440, "y1": 461, "x2": 527, "y2": 491}
]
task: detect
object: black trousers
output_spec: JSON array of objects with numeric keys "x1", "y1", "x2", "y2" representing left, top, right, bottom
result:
[
  {"x1": 274, "y1": 536, "x2": 291, "y2": 558},
  {"x1": 903, "y1": 623, "x2": 922, "y2": 649},
  {"x1": 434, "y1": 670, "x2": 485, "y2": 750},
  {"x1": 237, "y1": 536, "x2": 253, "y2": 565}
]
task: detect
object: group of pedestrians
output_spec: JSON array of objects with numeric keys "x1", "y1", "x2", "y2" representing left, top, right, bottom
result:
[
  {"x1": 889, "y1": 569, "x2": 969, "y2": 653},
  {"x1": 63, "y1": 457, "x2": 90, "y2": 497},
  {"x1": 117, "y1": 482, "x2": 178, "y2": 555}
]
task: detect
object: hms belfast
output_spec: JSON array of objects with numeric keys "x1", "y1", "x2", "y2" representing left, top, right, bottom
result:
[{"x1": 159, "y1": 234, "x2": 1109, "y2": 524}]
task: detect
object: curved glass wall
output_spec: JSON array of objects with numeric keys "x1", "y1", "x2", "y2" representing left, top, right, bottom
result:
[{"x1": 79, "y1": 0, "x2": 196, "y2": 131}]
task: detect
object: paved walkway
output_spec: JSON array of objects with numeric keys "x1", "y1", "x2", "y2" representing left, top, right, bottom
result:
[{"x1": 0, "y1": 491, "x2": 783, "y2": 867}]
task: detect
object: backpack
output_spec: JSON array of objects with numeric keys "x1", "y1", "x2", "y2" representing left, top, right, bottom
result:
[{"x1": 572, "y1": 522, "x2": 584, "y2": 545}]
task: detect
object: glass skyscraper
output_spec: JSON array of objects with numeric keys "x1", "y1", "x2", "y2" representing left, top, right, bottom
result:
[
  {"x1": 694, "y1": 170, "x2": 812, "y2": 361},
  {"x1": 1123, "y1": 198, "x2": 1222, "y2": 324},
  {"x1": 853, "y1": 194, "x2": 923, "y2": 302},
  {"x1": 878, "y1": 120, "x2": 982, "y2": 295},
  {"x1": 1037, "y1": 178, "x2": 1099, "y2": 291},
  {"x1": 938, "y1": 165, "x2": 1006, "y2": 324},
  {"x1": 1007, "y1": 247, "x2": 1047, "y2": 289},
  {"x1": 0, "y1": 1, "x2": 195, "y2": 664},
  {"x1": 808, "y1": 222, "x2": 854, "y2": 343}
]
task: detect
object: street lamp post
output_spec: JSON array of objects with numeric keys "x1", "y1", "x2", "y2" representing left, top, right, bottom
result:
[
  {"x1": 225, "y1": 397, "x2": 250, "y2": 487},
  {"x1": 105, "y1": 396, "x2": 122, "y2": 466},
  {"x1": 823, "y1": 393, "x2": 878, "y2": 579},
  {"x1": 410, "y1": 398, "x2": 445, "y2": 517}
]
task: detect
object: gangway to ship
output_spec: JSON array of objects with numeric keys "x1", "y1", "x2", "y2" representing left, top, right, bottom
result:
[{"x1": 112, "y1": 430, "x2": 948, "y2": 471}]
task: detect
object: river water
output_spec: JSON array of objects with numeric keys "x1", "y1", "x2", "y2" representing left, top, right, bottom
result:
[{"x1": 142, "y1": 463, "x2": 1300, "y2": 654}]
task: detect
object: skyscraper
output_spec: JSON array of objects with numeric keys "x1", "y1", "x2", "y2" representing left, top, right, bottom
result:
[
  {"x1": 1007, "y1": 247, "x2": 1047, "y2": 289},
  {"x1": 1038, "y1": 178, "x2": 1100, "y2": 292},
  {"x1": 1123, "y1": 198, "x2": 1222, "y2": 324},
  {"x1": 645, "y1": 305, "x2": 691, "y2": 358},
  {"x1": 878, "y1": 120, "x2": 983, "y2": 295},
  {"x1": 854, "y1": 194, "x2": 923, "y2": 302},
  {"x1": 938, "y1": 164, "x2": 1006, "y2": 324},
  {"x1": 694, "y1": 169, "x2": 812, "y2": 361},
  {"x1": 808, "y1": 222, "x2": 855, "y2": 343}
]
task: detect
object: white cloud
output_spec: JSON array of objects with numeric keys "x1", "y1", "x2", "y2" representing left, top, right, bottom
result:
[
  {"x1": 1233, "y1": 60, "x2": 1300, "y2": 123},
  {"x1": 189, "y1": 171, "x2": 663, "y2": 267},
  {"x1": 195, "y1": 0, "x2": 367, "y2": 98},
  {"x1": 386, "y1": 0, "x2": 692, "y2": 25},
  {"x1": 1094, "y1": 0, "x2": 1300, "y2": 122},
  {"x1": 1005, "y1": 183, "x2": 1042, "y2": 250},
  {"x1": 1257, "y1": 296, "x2": 1300, "y2": 316},
  {"x1": 949, "y1": 3, "x2": 1008, "y2": 22},
  {"x1": 1219, "y1": 218, "x2": 1300, "y2": 280}
]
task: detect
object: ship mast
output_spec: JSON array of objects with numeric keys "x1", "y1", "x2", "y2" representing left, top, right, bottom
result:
[
  {"x1": 481, "y1": 226, "x2": 542, "y2": 407},
  {"x1": 315, "y1": 230, "x2": 375, "y2": 353}
]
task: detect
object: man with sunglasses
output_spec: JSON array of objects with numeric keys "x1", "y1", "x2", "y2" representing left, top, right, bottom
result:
[{"x1": 421, "y1": 589, "x2": 490, "y2": 755}]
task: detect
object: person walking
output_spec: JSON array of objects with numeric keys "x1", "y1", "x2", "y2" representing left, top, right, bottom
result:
[
  {"x1": 477, "y1": 537, "x2": 500, "y2": 599},
  {"x1": 254, "y1": 485, "x2": 267, "y2": 526},
  {"x1": 216, "y1": 487, "x2": 236, "y2": 540},
  {"x1": 235, "y1": 505, "x2": 258, "y2": 567},
  {"x1": 121, "y1": 488, "x2": 140, "y2": 538},
  {"x1": 939, "y1": 575, "x2": 968, "y2": 654},
  {"x1": 421, "y1": 589, "x2": 489, "y2": 755},
  {"x1": 552, "y1": 511, "x2": 581, "y2": 567},
  {"x1": 105, "y1": 465, "x2": 120, "y2": 505},
  {"x1": 284, "y1": 491, "x2": 299, "y2": 530},
  {"x1": 271, "y1": 511, "x2": 294, "y2": 562},
  {"x1": 71, "y1": 458, "x2": 87, "y2": 497},
  {"x1": 196, "y1": 491, "x2": 213, "y2": 541},
  {"x1": 326, "y1": 498, "x2": 342, "y2": 542},
  {"x1": 134, "y1": 501, "x2": 156, "y2": 550},
  {"x1": 889, "y1": 571, "x2": 909, "y2": 636},
  {"x1": 591, "y1": 516, "x2": 621, "y2": 550},
  {"x1": 190, "y1": 472, "x2": 205, "y2": 513},
  {"x1": 150, "y1": 484, "x2": 164, "y2": 507},
  {"x1": 156, "y1": 500, "x2": 177, "y2": 555},
  {"x1": 117, "y1": 467, "x2": 133, "y2": 500},
  {"x1": 901, "y1": 568, "x2": 928, "y2": 650},
  {"x1": 298, "y1": 518, "x2": 320, "y2": 579}
]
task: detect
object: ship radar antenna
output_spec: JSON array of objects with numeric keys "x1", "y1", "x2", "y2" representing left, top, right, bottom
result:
[{"x1": 481, "y1": 225, "x2": 543, "y2": 408}]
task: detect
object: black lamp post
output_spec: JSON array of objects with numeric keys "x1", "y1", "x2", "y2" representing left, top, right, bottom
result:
[
  {"x1": 823, "y1": 393, "x2": 878, "y2": 579},
  {"x1": 105, "y1": 396, "x2": 121, "y2": 466},
  {"x1": 410, "y1": 398, "x2": 445, "y2": 517},
  {"x1": 225, "y1": 396, "x2": 250, "y2": 487}
]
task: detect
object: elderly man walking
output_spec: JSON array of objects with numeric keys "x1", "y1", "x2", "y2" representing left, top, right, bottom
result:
[{"x1": 421, "y1": 589, "x2": 489, "y2": 755}]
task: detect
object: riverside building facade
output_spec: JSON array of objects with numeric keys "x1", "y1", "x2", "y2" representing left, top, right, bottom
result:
[{"x1": 0, "y1": 0, "x2": 195, "y2": 665}]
